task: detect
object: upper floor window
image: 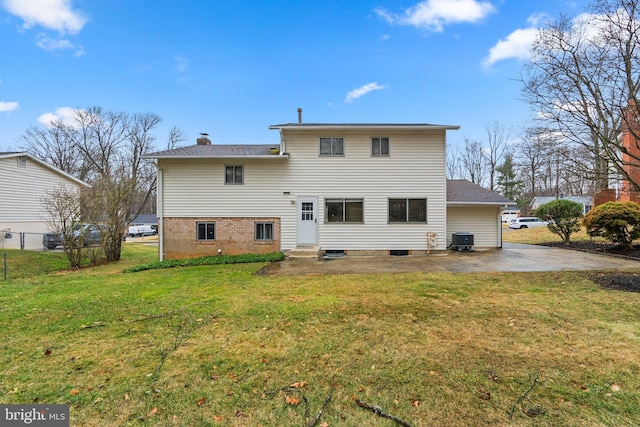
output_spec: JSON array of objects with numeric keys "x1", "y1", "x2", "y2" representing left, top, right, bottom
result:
[
  {"x1": 371, "y1": 137, "x2": 389, "y2": 156},
  {"x1": 225, "y1": 165, "x2": 243, "y2": 184},
  {"x1": 319, "y1": 137, "x2": 344, "y2": 156},
  {"x1": 388, "y1": 198, "x2": 427, "y2": 223},
  {"x1": 326, "y1": 198, "x2": 364, "y2": 223}
]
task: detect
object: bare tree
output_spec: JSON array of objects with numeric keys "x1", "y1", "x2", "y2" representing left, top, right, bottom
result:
[
  {"x1": 19, "y1": 121, "x2": 88, "y2": 180},
  {"x1": 514, "y1": 127, "x2": 555, "y2": 198},
  {"x1": 521, "y1": 0, "x2": 640, "y2": 192},
  {"x1": 22, "y1": 106, "x2": 183, "y2": 262},
  {"x1": 41, "y1": 185, "x2": 88, "y2": 269},
  {"x1": 483, "y1": 121, "x2": 510, "y2": 191},
  {"x1": 446, "y1": 144, "x2": 462, "y2": 179},
  {"x1": 460, "y1": 138, "x2": 487, "y2": 186}
]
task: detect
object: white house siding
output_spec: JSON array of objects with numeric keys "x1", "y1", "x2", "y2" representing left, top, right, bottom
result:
[
  {"x1": 0, "y1": 155, "x2": 84, "y2": 250},
  {"x1": 446, "y1": 205, "x2": 501, "y2": 248},
  {"x1": 159, "y1": 128, "x2": 448, "y2": 253}
]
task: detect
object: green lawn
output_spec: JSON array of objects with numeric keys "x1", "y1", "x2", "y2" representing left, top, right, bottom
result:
[{"x1": 1, "y1": 243, "x2": 640, "y2": 426}]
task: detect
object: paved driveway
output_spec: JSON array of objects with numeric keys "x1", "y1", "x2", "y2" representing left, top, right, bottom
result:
[{"x1": 260, "y1": 243, "x2": 640, "y2": 275}]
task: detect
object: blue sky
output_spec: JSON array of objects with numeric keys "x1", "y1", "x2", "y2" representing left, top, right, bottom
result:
[{"x1": 0, "y1": 0, "x2": 589, "y2": 152}]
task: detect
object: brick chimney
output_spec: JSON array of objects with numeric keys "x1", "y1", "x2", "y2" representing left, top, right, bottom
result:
[{"x1": 197, "y1": 133, "x2": 211, "y2": 145}]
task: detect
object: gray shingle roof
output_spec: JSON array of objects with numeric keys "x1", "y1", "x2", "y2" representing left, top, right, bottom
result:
[
  {"x1": 143, "y1": 144, "x2": 283, "y2": 159},
  {"x1": 446, "y1": 179, "x2": 515, "y2": 205},
  {"x1": 269, "y1": 123, "x2": 460, "y2": 130}
]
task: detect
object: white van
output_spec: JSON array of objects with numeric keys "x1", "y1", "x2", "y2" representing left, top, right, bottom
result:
[{"x1": 128, "y1": 224, "x2": 157, "y2": 237}]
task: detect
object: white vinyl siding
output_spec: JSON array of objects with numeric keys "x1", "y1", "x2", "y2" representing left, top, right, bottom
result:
[
  {"x1": 158, "y1": 128, "x2": 448, "y2": 251},
  {"x1": 0, "y1": 155, "x2": 86, "y2": 249},
  {"x1": 0, "y1": 156, "x2": 83, "y2": 223},
  {"x1": 446, "y1": 206, "x2": 502, "y2": 248}
]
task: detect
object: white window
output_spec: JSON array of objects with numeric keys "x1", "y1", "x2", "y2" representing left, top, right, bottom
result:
[
  {"x1": 255, "y1": 222, "x2": 274, "y2": 241},
  {"x1": 225, "y1": 165, "x2": 243, "y2": 184},
  {"x1": 388, "y1": 198, "x2": 427, "y2": 223},
  {"x1": 197, "y1": 222, "x2": 215, "y2": 240},
  {"x1": 325, "y1": 198, "x2": 364, "y2": 223},
  {"x1": 319, "y1": 137, "x2": 344, "y2": 156},
  {"x1": 371, "y1": 137, "x2": 389, "y2": 156}
]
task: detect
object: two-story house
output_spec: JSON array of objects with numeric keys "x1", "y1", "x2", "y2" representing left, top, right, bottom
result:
[
  {"x1": 143, "y1": 115, "x2": 513, "y2": 260},
  {"x1": 0, "y1": 152, "x2": 89, "y2": 250}
]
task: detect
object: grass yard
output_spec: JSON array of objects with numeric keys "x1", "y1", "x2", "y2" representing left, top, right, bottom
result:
[{"x1": 1, "y1": 243, "x2": 640, "y2": 426}]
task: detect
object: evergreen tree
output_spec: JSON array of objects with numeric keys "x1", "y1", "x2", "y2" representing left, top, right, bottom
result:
[{"x1": 496, "y1": 154, "x2": 522, "y2": 201}]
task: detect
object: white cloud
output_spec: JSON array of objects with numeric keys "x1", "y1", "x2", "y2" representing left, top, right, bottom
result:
[
  {"x1": 38, "y1": 106, "x2": 79, "y2": 127},
  {"x1": 35, "y1": 33, "x2": 84, "y2": 55},
  {"x1": 483, "y1": 27, "x2": 539, "y2": 67},
  {"x1": 1, "y1": 0, "x2": 87, "y2": 34},
  {"x1": 345, "y1": 83, "x2": 387, "y2": 103},
  {"x1": 0, "y1": 101, "x2": 19, "y2": 112},
  {"x1": 376, "y1": 0, "x2": 495, "y2": 32}
]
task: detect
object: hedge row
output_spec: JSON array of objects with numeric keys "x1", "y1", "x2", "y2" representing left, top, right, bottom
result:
[{"x1": 123, "y1": 252, "x2": 285, "y2": 273}]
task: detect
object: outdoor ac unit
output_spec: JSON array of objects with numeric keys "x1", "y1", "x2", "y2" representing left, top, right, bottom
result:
[{"x1": 452, "y1": 232, "x2": 474, "y2": 251}]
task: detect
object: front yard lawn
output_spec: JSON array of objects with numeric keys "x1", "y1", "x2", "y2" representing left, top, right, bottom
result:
[{"x1": 1, "y1": 245, "x2": 639, "y2": 426}]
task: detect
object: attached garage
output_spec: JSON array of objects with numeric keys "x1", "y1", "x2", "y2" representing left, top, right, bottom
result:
[{"x1": 446, "y1": 180, "x2": 515, "y2": 249}]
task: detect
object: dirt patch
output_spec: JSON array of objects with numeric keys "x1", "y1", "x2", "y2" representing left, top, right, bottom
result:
[
  {"x1": 540, "y1": 241, "x2": 640, "y2": 292},
  {"x1": 589, "y1": 272, "x2": 640, "y2": 292}
]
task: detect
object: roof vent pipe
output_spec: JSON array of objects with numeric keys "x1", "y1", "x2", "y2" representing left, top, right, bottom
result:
[
  {"x1": 197, "y1": 133, "x2": 211, "y2": 145},
  {"x1": 297, "y1": 108, "x2": 302, "y2": 124}
]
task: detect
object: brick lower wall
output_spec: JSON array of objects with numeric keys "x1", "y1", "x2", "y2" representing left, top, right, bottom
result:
[{"x1": 163, "y1": 217, "x2": 281, "y2": 259}]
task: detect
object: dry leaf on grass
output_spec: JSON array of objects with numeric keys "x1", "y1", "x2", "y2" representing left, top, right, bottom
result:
[
  {"x1": 150, "y1": 407, "x2": 158, "y2": 415},
  {"x1": 285, "y1": 395, "x2": 300, "y2": 405},
  {"x1": 197, "y1": 397, "x2": 206, "y2": 406},
  {"x1": 290, "y1": 381, "x2": 306, "y2": 388},
  {"x1": 70, "y1": 389, "x2": 80, "y2": 395},
  {"x1": 611, "y1": 384, "x2": 621, "y2": 392}
]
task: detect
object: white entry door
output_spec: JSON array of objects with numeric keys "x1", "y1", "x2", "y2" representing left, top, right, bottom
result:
[{"x1": 297, "y1": 196, "x2": 318, "y2": 246}]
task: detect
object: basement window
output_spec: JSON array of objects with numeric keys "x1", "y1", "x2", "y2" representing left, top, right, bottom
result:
[
  {"x1": 196, "y1": 222, "x2": 215, "y2": 240},
  {"x1": 255, "y1": 222, "x2": 274, "y2": 241}
]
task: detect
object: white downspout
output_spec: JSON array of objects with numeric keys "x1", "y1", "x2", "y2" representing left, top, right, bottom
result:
[{"x1": 158, "y1": 167, "x2": 164, "y2": 261}]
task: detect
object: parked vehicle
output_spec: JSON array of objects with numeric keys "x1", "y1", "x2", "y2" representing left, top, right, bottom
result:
[
  {"x1": 43, "y1": 232, "x2": 63, "y2": 249},
  {"x1": 128, "y1": 224, "x2": 157, "y2": 237},
  {"x1": 43, "y1": 225, "x2": 103, "y2": 249},
  {"x1": 508, "y1": 217, "x2": 549, "y2": 229}
]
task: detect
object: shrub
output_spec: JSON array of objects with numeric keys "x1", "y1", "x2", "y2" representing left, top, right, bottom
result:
[
  {"x1": 583, "y1": 201, "x2": 640, "y2": 249},
  {"x1": 533, "y1": 199, "x2": 584, "y2": 244}
]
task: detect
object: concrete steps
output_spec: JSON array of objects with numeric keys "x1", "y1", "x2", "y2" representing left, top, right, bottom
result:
[{"x1": 287, "y1": 246, "x2": 321, "y2": 261}]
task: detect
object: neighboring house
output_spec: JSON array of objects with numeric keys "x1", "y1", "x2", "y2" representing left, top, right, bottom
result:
[
  {"x1": 500, "y1": 206, "x2": 521, "y2": 223},
  {"x1": 143, "y1": 118, "x2": 515, "y2": 260},
  {"x1": 0, "y1": 152, "x2": 89, "y2": 250},
  {"x1": 530, "y1": 196, "x2": 593, "y2": 215}
]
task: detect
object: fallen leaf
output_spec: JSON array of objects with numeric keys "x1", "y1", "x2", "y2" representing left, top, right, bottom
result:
[
  {"x1": 44, "y1": 349, "x2": 52, "y2": 356},
  {"x1": 411, "y1": 399, "x2": 420, "y2": 407},
  {"x1": 226, "y1": 391, "x2": 234, "y2": 396},
  {"x1": 210, "y1": 375, "x2": 220, "y2": 381},
  {"x1": 70, "y1": 389, "x2": 80, "y2": 395},
  {"x1": 393, "y1": 398, "x2": 399, "y2": 406},
  {"x1": 477, "y1": 391, "x2": 491, "y2": 400},
  {"x1": 261, "y1": 358, "x2": 268, "y2": 364},
  {"x1": 290, "y1": 381, "x2": 307, "y2": 389},
  {"x1": 611, "y1": 384, "x2": 621, "y2": 392},
  {"x1": 285, "y1": 395, "x2": 300, "y2": 405},
  {"x1": 235, "y1": 410, "x2": 245, "y2": 417},
  {"x1": 356, "y1": 387, "x2": 365, "y2": 392},
  {"x1": 580, "y1": 385, "x2": 589, "y2": 392},
  {"x1": 150, "y1": 407, "x2": 158, "y2": 415},
  {"x1": 320, "y1": 422, "x2": 329, "y2": 427},
  {"x1": 213, "y1": 415, "x2": 225, "y2": 422},
  {"x1": 124, "y1": 394, "x2": 130, "y2": 400},
  {"x1": 197, "y1": 397, "x2": 206, "y2": 406}
]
